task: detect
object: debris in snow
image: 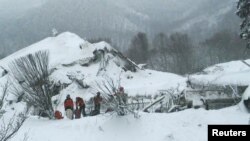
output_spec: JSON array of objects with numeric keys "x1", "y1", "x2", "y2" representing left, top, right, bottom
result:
[
  {"x1": 99, "y1": 126, "x2": 104, "y2": 132},
  {"x1": 52, "y1": 28, "x2": 58, "y2": 37}
]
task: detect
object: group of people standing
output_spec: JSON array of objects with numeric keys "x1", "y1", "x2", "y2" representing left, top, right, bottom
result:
[
  {"x1": 54, "y1": 92, "x2": 102, "y2": 120},
  {"x1": 54, "y1": 86, "x2": 128, "y2": 120},
  {"x1": 64, "y1": 95, "x2": 87, "y2": 119}
]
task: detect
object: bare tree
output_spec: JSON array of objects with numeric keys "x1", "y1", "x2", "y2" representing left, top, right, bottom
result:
[
  {"x1": 9, "y1": 51, "x2": 54, "y2": 119},
  {"x1": 0, "y1": 109, "x2": 28, "y2": 141},
  {"x1": 93, "y1": 76, "x2": 139, "y2": 118},
  {"x1": 0, "y1": 79, "x2": 29, "y2": 141}
]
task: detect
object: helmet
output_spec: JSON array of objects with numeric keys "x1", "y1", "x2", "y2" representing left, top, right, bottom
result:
[
  {"x1": 66, "y1": 94, "x2": 70, "y2": 99},
  {"x1": 97, "y1": 92, "x2": 101, "y2": 95}
]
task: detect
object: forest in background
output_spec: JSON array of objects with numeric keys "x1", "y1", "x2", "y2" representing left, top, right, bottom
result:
[{"x1": 89, "y1": 30, "x2": 249, "y2": 75}]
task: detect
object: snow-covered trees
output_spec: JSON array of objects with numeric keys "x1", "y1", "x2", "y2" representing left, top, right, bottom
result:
[
  {"x1": 0, "y1": 112, "x2": 27, "y2": 141},
  {"x1": 0, "y1": 85, "x2": 28, "y2": 141},
  {"x1": 127, "y1": 32, "x2": 149, "y2": 64},
  {"x1": 128, "y1": 30, "x2": 248, "y2": 75},
  {"x1": 236, "y1": 0, "x2": 250, "y2": 47},
  {"x1": 9, "y1": 51, "x2": 54, "y2": 119},
  {"x1": 149, "y1": 33, "x2": 195, "y2": 74}
]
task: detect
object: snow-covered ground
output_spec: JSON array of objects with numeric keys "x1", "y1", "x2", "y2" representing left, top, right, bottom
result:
[{"x1": 8, "y1": 105, "x2": 249, "y2": 141}]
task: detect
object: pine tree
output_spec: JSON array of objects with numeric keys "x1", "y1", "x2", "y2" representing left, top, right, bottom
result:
[{"x1": 236, "y1": 0, "x2": 250, "y2": 47}]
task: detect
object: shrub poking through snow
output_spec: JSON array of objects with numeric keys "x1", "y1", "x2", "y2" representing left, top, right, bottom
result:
[
  {"x1": 93, "y1": 76, "x2": 139, "y2": 118},
  {"x1": 0, "y1": 107, "x2": 28, "y2": 141},
  {"x1": 9, "y1": 51, "x2": 55, "y2": 119}
]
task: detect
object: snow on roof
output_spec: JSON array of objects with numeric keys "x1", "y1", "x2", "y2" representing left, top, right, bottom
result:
[
  {"x1": 203, "y1": 60, "x2": 250, "y2": 74},
  {"x1": 190, "y1": 59, "x2": 250, "y2": 86},
  {"x1": 93, "y1": 41, "x2": 113, "y2": 51}
]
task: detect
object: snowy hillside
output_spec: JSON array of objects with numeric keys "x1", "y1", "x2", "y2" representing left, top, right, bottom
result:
[{"x1": 0, "y1": 32, "x2": 186, "y2": 109}]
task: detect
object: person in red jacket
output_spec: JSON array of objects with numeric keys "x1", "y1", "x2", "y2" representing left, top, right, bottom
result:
[
  {"x1": 75, "y1": 97, "x2": 86, "y2": 117},
  {"x1": 93, "y1": 92, "x2": 102, "y2": 114},
  {"x1": 64, "y1": 95, "x2": 74, "y2": 119},
  {"x1": 54, "y1": 110, "x2": 64, "y2": 120}
]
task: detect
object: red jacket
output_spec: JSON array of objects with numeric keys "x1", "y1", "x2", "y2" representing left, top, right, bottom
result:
[
  {"x1": 76, "y1": 97, "x2": 85, "y2": 108},
  {"x1": 54, "y1": 111, "x2": 63, "y2": 119},
  {"x1": 64, "y1": 98, "x2": 74, "y2": 110}
]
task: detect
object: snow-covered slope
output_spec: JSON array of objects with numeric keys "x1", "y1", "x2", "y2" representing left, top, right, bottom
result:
[
  {"x1": 0, "y1": 32, "x2": 186, "y2": 103},
  {"x1": 0, "y1": 32, "x2": 89, "y2": 67},
  {"x1": 190, "y1": 60, "x2": 250, "y2": 86}
]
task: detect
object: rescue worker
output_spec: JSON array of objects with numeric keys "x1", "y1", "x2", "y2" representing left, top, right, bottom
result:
[
  {"x1": 64, "y1": 94, "x2": 74, "y2": 119},
  {"x1": 75, "y1": 97, "x2": 86, "y2": 117},
  {"x1": 93, "y1": 92, "x2": 102, "y2": 114}
]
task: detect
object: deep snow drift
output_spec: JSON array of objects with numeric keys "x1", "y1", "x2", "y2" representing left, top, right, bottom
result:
[{"x1": 9, "y1": 105, "x2": 250, "y2": 141}]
